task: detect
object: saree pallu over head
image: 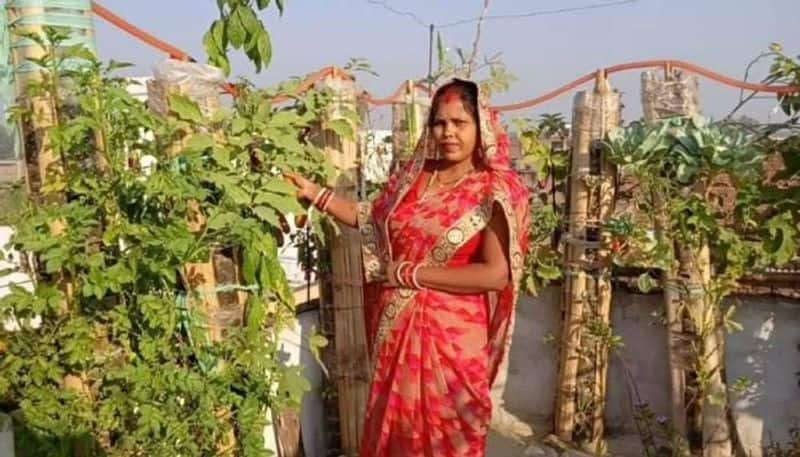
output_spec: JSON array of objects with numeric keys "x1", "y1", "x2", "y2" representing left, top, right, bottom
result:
[{"x1": 357, "y1": 79, "x2": 530, "y2": 456}]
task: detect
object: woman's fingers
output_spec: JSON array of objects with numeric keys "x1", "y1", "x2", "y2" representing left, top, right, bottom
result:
[
  {"x1": 283, "y1": 172, "x2": 300, "y2": 186},
  {"x1": 282, "y1": 172, "x2": 314, "y2": 200}
]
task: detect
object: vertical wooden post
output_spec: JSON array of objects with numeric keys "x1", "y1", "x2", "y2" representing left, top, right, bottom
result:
[
  {"x1": 589, "y1": 73, "x2": 620, "y2": 445},
  {"x1": 642, "y1": 68, "x2": 696, "y2": 443},
  {"x1": 642, "y1": 68, "x2": 731, "y2": 457},
  {"x1": 147, "y1": 65, "x2": 241, "y2": 456},
  {"x1": 555, "y1": 71, "x2": 620, "y2": 442},
  {"x1": 390, "y1": 80, "x2": 428, "y2": 171},
  {"x1": 147, "y1": 75, "x2": 224, "y2": 342},
  {"x1": 314, "y1": 69, "x2": 370, "y2": 456},
  {"x1": 8, "y1": 4, "x2": 59, "y2": 195},
  {"x1": 8, "y1": 3, "x2": 96, "y2": 454}
]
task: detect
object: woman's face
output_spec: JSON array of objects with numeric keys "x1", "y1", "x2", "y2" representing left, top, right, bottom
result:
[{"x1": 431, "y1": 97, "x2": 478, "y2": 165}]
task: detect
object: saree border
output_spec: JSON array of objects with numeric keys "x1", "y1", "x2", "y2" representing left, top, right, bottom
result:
[{"x1": 370, "y1": 189, "x2": 524, "y2": 368}]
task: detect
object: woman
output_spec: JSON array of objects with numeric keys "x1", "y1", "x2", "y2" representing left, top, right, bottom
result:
[{"x1": 286, "y1": 79, "x2": 530, "y2": 456}]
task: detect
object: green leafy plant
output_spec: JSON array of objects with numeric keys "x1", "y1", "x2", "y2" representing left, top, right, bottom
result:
[
  {"x1": 513, "y1": 117, "x2": 568, "y2": 296},
  {"x1": 0, "y1": 23, "x2": 349, "y2": 456},
  {"x1": 602, "y1": 114, "x2": 790, "y2": 454},
  {"x1": 204, "y1": 0, "x2": 284, "y2": 75}
]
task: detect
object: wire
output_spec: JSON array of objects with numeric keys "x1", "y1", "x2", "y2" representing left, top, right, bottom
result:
[
  {"x1": 438, "y1": 0, "x2": 638, "y2": 28},
  {"x1": 364, "y1": 0, "x2": 429, "y2": 28},
  {"x1": 364, "y1": 0, "x2": 638, "y2": 29}
]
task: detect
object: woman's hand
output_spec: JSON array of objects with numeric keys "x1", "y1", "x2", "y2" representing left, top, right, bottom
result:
[
  {"x1": 284, "y1": 172, "x2": 360, "y2": 228},
  {"x1": 284, "y1": 172, "x2": 320, "y2": 202}
]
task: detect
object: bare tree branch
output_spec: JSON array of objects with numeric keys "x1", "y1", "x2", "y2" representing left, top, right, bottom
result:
[
  {"x1": 725, "y1": 51, "x2": 778, "y2": 121},
  {"x1": 466, "y1": 0, "x2": 492, "y2": 79}
]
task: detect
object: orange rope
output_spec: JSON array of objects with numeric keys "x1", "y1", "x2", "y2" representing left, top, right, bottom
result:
[
  {"x1": 91, "y1": 1, "x2": 240, "y2": 96},
  {"x1": 91, "y1": 1, "x2": 191, "y2": 62},
  {"x1": 91, "y1": 1, "x2": 798, "y2": 110},
  {"x1": 495, "y1": 59, "x2": 799, "y2": 112}
]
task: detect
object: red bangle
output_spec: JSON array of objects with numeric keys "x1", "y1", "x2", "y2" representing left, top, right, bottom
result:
[
  {"x1": 321, "y1": 190, "x2": 335, "y2": 212},
  {"x1": 315, "y1": 188, "x2": 332, "y2": 211},
  {"x1": 311, "y1": 187, "x2": 326, "y2": 207}
]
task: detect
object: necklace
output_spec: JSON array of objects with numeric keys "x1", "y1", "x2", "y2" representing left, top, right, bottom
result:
[
  {"x1": 436, "y1": 167, "x2": 474, "y2": 186},
  {"x1": 420, "y1": 167, "x2": 474, "y2": 201}
]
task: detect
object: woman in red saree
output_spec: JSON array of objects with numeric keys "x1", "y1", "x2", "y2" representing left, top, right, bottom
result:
[{"x1": 287, "y1": 79, "x2": 530, "y2": 456}]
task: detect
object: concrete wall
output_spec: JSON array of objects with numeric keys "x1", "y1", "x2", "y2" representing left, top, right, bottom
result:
[{"x1": 502, "y1": 286, "x2": 800, "y2": 454}]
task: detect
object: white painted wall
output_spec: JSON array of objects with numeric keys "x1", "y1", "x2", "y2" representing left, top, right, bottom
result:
[{"x1": 501, "y1": 286, "x2": 800, "y2": 454}]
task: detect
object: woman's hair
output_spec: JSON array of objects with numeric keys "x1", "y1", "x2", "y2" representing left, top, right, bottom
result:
[{"x1": 428, "y1": 80, "x2": 480, "y2": 128}]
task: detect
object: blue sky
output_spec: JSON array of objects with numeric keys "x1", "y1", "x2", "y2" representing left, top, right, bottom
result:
[{"x1": 93, "y1": 0, "x2": 800, "y2": 124}]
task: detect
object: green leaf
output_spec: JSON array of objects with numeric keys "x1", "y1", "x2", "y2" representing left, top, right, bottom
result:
[
  {"x1": 636, "y1": 273, "x2": 656, "y2": 294},
  {"x1": 268, "y1": 111, "x2": 301, "y2": 129},
  {"x1": 184, "y1": 134, "x2": 215, "y2": 152},
  {"x1": 262, "y1": 177, "x2": 296, "y2": 195},
  {"x1": 256, "y1": 0, "x2": 271, "y2": 9},
  {"x1": 207, "y1": 211, "x2": 240, "y2": 230},
  {"x1": 307, "y1": 326, "x2": 329, "y2": 377},
  {"x1": 228, "y1": 7, "x2": 247, "y2": 48},
  {"x1": 203, "y1": 20, "x2": 230, "y2": 75},
  {"x1": 168, "y1": 94, "x2": 204, "y2": 123},
  {"x1": 257, "y1": 30, "x2": 272, "y2": 70},
  {"x1": 536, "y1": 264, "x2": 562, "y2": 281},
  {"x1": 253, "y1": 205, "x2": 281, "y2": 227},
  {"x1": 326, "y1": 119, "x2": 354, "y2": 139},
  {"x1": 242, "y1": 245, "x2": 259, "y2": 285},
  {"x1": 231, "y1": 117, "x2": 248, "y2": 135},
  {"x1": 266, "y1": 193, "x2": 303, "y2": 215},
  {"x1": 763, "y1": 213, "x2": 798, "y2": 266},
  {"x1": 276, "y1": 0, "x2": 285, "y2": 14}
]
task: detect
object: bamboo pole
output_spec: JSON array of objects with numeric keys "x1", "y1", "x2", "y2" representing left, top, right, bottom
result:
[
  {"x1": 313, "y1": 71, "x2": 370, "y2": 456},
  {"x1": 590, "y1": 74, "x2": 620, "y2": 444},
  {"x1": 8, "y1": 4, "x2": 59, "y2": 195},
  {"x1": 697, "y1": 245, "x2": 731, "y2": 457},
  {"x1": 642, "y1": 69, "x2": 696, "y2": 441},
  {"x1": 558, "y1": 71, "x2": 620, "y2": 444},
  {"x1": 147, "y1": 77, "x2": 225, "y2": 341},
  {"x1": 642, "y1": 69, "x2": 731, "y2": 456},
  {"x1": 555, "y1": 92, "x2": 589, "y2": 440},
  {"x1": 147, "y1": 69, "x2": 240, "y2": 455},
  {"x1": 8, "y1": 4, "x2": 93, "y2": 454},
  {"x1": 390, "y1": 80, "x2": 428, "y2": 172}
]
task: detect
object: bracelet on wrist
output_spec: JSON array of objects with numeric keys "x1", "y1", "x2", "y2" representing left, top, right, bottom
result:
[
  {"x1": 395, "y1": 261, "x2": 411, "y2": 288},
  {"x1": 310, "y1": 186, "x2": 326, "y2": 208},
  {"x1": 320, "y1": 189, "x2": 335, "y2": 212},
  {"x1": 411, "y1": 264, "x2": 424, "y2": 290}
]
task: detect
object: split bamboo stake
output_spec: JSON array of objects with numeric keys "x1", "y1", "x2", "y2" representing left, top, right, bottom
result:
[
  {"x1": 146, "y1": 70, "x2": 239, "y2": 455},
  {"x1": 642, "y1": 69, "x2": 698, "y2": 441},
  {"x1": 8, "y1": 3, "x2": 92, "y2": 454},
  {"x1": 390, "y1": 80, "x2": 429, "y2": 171},
  {"x1": 590, "y1": 73, "x2": 620, "y2": 445},
  {"x1": 555, "y1": 71, "x2": 620, "y2": 443},
  {"x1": 313, "y1": 72, "x2": 370, "y2": 456},
  {"x1": 642, "y1": 69, "x2": 732, "y2": 457}
]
